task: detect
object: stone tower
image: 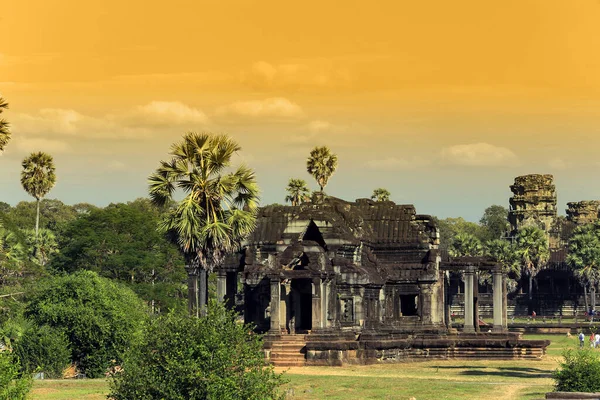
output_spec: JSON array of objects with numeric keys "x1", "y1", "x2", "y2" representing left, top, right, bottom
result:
[
  {"x1": 508, "y1": 174, "x2": 557, "y2": 236},
  {"x1": 566, "y1": 201, "x2": 600, "y2": 226}
]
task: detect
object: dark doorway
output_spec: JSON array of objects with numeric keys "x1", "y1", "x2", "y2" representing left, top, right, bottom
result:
[
  {"x1": 400, "y1": 295, "x2": 418, "y2": 316},
  {"x1": 291, "y1": 279, "x2": 312, "y2": 332}
]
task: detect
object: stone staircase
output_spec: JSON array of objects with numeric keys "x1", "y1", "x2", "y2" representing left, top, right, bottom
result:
[{"x1": 268, "y1": 335, "x2": 306, "y2": 367}]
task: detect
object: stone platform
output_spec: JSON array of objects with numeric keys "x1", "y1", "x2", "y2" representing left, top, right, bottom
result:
[{"x1": 265, "y1": 331, "x2": 550, "y2": 366}]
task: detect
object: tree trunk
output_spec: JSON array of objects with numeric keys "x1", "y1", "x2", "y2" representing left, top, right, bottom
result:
[
  {"x1": 199, "y1": 268, "x2": 208, "y2": 317},
  {"x1": 528, "y1": 274, "x2": 533, "y2": 300},
  {"x1": 592, "y1": 285, "x2": 597, "y2": 313},
  {"x1": 187, "y1": 266, "x2": 199, "y2": 318},
  {"x1": 35, "y1": 198, "x2": 40, "y2": 238},
  {"x1": 584, "y1": 285, "x2": 589, "y2": 317}
]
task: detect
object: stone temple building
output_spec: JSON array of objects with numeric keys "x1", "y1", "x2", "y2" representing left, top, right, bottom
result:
[
  {"x1": 508, "y1": 174, "x2": 557, "y2": 237},
  {"x1": 220, "y1": 195, "x2": 548, "y2": 366}
]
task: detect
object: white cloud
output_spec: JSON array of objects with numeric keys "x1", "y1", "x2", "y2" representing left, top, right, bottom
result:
[
  {"x1": 14, "y1": 109, "x2": 102, "y2": 136},
  {"x1": 125, "y1": 101, "x2": 209, "y2": 127},
  {"x1": 548, "y1": 157, "x2": 568, "y2": 170},
  {"x1": 217, "y1": 97, "x2": 303, "y2": 119},
  {"x1": 13, "y1": 136, "x2": 70, "y2": 153},
  {"x1": 307, "y1": 120, "x2": 334, "y2": 133},
  {"x1": 365, "y1": 157, "x2": 429, "y2": 171},
  {"x1": 242, "y1": 61, "x2": 351, "y2": 89},
  {"x1": 440, "y1": 143, "x2": 518, "y2": 167}
]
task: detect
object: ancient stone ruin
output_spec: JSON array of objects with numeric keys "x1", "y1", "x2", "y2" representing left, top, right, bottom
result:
[
  {"x1": 218, "y1": 195, "x2": 549, "y2": 366},
  {"x1": 566, "y1": 200, "x2": 600, "y2": 226},
  {"x1": 508, "y1": 174, "x2": 557, "y2": 236}
]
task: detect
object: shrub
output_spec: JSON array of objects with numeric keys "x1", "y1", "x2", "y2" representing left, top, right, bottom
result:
[
  {"x1": 24, "y1": 271, "x2": 147, "y2": 378},
  {"x1": 109, "y1": 301, "x2": 285, "y2": 400},
  {"x1": 0, "y1": 352, "x2": 31, "y2": 400},
  {"x1": 554, "y1": 349, "x2": 600, "y2": 392},
  {"x1": 13, "y1": 324, "x2": 71, "y2": 378}
]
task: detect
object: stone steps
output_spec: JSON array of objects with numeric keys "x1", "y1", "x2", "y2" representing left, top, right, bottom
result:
[{"x1": 268, "y1": 335, "x2": 307, "y2": 367}]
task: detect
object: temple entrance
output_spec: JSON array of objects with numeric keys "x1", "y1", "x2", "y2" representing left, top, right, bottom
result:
[{"x1": 289, "y1": 279, "x2": 312, "y2": 332}]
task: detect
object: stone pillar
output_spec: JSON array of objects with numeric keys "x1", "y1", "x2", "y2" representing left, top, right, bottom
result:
[
  {"x1": 493, "y1": 270, "x2": 503, "y2": 332},
  {"x1": 269, "y1": 279, "x2": 281, "y2": 334},
  {"x1": 463, "y1": 267, "x2": 475, "y2": 333},
  {"x1": 312, "y1": 278, "x2": 322, "y2": 330},
  {"x1": 282, "y1": 282, "x2": 290, "y2": 333},
  {"x1": 216, "y1": 271, "x2": 227, "y2": 303}
]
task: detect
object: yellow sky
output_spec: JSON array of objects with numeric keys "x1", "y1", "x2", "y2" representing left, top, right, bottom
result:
[{"x1": 2, "y1": 0, "x2": 600, "y2": 219}]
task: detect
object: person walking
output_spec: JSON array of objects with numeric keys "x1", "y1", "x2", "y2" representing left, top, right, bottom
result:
[{"x1": 579, "y1": 332, "x2": 585, "y2": 348}]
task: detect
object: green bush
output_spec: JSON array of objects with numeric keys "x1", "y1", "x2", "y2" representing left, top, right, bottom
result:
[
  {"x1": 109, "y1": 301, "x2": 285, "y2": 400},
  {"x1": 0, "y1": 352, "x2": 31, "y2": 400},
  {"x1": 554, "y1": 349, "x2": 600, "y2": 392},
  {"x1": 13, "y1": 324, "x2": 71, "y2": 378},
  {"x1": 24, "y1": 271, "x2": 147, "y2": 378}
]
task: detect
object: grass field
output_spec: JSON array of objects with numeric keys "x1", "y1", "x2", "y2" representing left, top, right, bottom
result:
[{"x1": 30, "y1": 334, "x2": 577, "y2": 400}]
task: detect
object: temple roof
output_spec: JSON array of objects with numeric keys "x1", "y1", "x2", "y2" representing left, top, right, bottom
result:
[{"x1": 246, "y1": 196, "x2": 436, "y2": 248}]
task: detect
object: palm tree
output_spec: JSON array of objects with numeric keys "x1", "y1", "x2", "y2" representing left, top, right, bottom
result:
[
  {"x1": 20, "y1": 152, "x2": 57, "y2": 237},
  {"x1": 514, "y1": 226, "x2": 549, "y2": 304},
  {"x1": 306, "y1": 146, "x2": 338, "y2": 192},
  {"x1": 449, "y1": 233, "x2": 483, "y2": 257},
  {"x1": 371, "y1": 188, "x2": 391, "y2": 202},
  {"x1": 148, "y1": 132, "x2": 259, "y2": 317},
  {"x1": 567, "y1": 223, "x2": 600, "y2": 313},
  {"x1": 0, "y1": 97, "x2": 10, "y2": 153},
  {"x1": 486, "y1": 239, "x2": 520, "y2": 328},
  {"x1": 25, "y1": 228, "x2": 59, "y2": 267},
  {"x1": 285, "y1": 178, "x2": 310, "y2": 206}
]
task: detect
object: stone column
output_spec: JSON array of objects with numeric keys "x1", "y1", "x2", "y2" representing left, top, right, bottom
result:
[
  {"x1": 312, "y1": 278, "x2": 322, "y2": 330},
  {"x1": 493, "y1": 270, "x2": 503, "y2": 332},
  {"x1": 282, "y1": 282, "x2": 290, "y2": 333},
  {"x1": 463, "y1": 267, "x2": 475, "y2": 333},
  {"x1": 216, "y1": 271, "x2": 227, "y2": 303},
  {"x1": 269, "y1": 279, "x2": 281, "y2": 334}
]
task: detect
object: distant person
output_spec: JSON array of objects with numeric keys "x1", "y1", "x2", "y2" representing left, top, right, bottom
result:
[
  {"x1": 591, "y1": 333, "x2": 596, "y2": 348},
  {"x1": 595, "y1": 333, "x2": 600, "y2": 348},
  {"x1": 579, "y1": 332, "x2": 585, "y2": 348},
  {"x1": 532, "y1": 311, "x2": 536, "y2": 321}
]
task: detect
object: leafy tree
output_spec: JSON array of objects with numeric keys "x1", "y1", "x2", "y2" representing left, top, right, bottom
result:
[
  {"x1": 24, "y1": 229, "x2": 58, "y2": 267},
  {"x1": 13, "y1": 324, "x2": 71, "y2": 379},
  {"x1": 0, "y1": 352, "x2": 31, "y2": 400},
  {"x1": 0, "y1": 225, "x2": 28, "y2": 285},
  {"x1": 285, "y1": 178, "x2": 310, "y2": 206},
  {"x1": 371, "y1": 188, "x2": 391, "y2": 202},
  {"x1": 306, "y1": 146, "x2": 338, "y2": 192},
  {"x1": 109, "y1": 301, "x2": 285, "y2": 400},
  {"x1": 24, "y1": 271, "x2": 147, "y2": 377},
  {"x1": 50, "y1": 199, "x2": 186, "y2": 312},
  {"x1": 435, "y1": 217, "x2": 483, "y2": 252},
  {"x1": 554, "y1": 349, "x2": 600, "y2": 392},
  {"x1": 148, "y1": 132, "x2": 259, "y2": 317},
  {"x1": 0, "y1": 97, "x2": 10, "y2": 153},
  {"x1": 20, "y1": 153, "x2": 57, "y2": 237},
  {"x1": 7, "y1": 199, "x2": 78, "y2": 235},
  {"x1": 479, "y1": 205, "x2": 509, "y2": 242},
  {"x1": 567, "y1": 223, "x2": 600, "y2": 312},
  {"x1": 514, "y1": 226, "x2": 550, "y2": 301},
  {"x1": 449, "y1": 233, "x2": 483, "y2": 257}
]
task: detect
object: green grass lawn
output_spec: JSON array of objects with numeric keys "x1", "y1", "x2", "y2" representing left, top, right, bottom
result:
[{"x1": 30, "y1": 334, "x2": 579, "y2": 400}]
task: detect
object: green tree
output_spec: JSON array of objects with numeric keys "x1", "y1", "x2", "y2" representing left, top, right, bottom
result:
[
  {"x1": 449, "y1": 233, "x2": 483, "y2": 257},
  {"x1": 24, "y1": 271, "x2": 147, "y2": 377},
  {"x1": 0, "y1": 352, "x2": 31, "y2": 400},
  {"x1": 25, "y1": 229, "x2": 58, "y2": 267},
  {"x1": 50, "y1": 199, "x2": 186, "y2": 312},
  {"x1": 0, "y1": 97, "x2": 10, "y2": 153},
  {"x1": 7, "y1": 199, "x2": 78, "y2": 235},
  {"x1": 554, "y1": 349, "x2": 600, "y2": 392},
  {"x1": 109, "y1": 301, "x2": 284, "y2": 400},
  {"x1": 13, "y1": 324, "x2": 71, "y2": 379},
  {"x1": 371, "y1": 188, "x2": 391, "y2": 202},
  {"x1": 20, "y1": 153, "x2": 57, "y2": 237},
  {"x1": 285, "y1": 178, "x2": 310, "y2": 206},
  {"x1": 434, "y1": 217, "x2": 483, "y2": 252},
  {"x1": 0, "y1": 225, "x2": 28, "y2": 285},
  {"x1": 567, "y1": 223, "x2": 600, "y2": 312},
  {"x1": 148, "y1": 132, "x2": 259, "y2": 317},
  {"x1": 515, "y1": 226, "x2": 550, "y2": 302},
  {"x1": 306, "y1": 146, "x2": 338, "y2": 192},
  {"x1": 479, "y1": 205, "x2": 509, "y2": 242}
]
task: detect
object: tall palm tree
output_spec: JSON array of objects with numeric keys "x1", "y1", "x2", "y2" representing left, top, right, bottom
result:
[
  {"x1": 486, "y1": 239, "x2": 520, "y2": 328},
  {"x1": 449, "y1": 233, "x2": 483, "y2": 257},
  {"x1": 306, "y1": 146, "x2": 338, "y2": 192},
  {"x1": 0, "y1": 97, "x2": 10, "y2": 153},
  {"x1": 148, "y1": 132, "x2": 259, "y2": 317},
  {"x1": 567, "y1": 223, "x2": 600, "y2": 313},
  {"x1": 514, "y1": 226, "x2": 549, "y2": 303},
  {"x1": 371, "y1": 188, "x2": 391, "y2": 202},
  {"x1": 285, "y1": 178, "x2": 310, "y2": 206},
  {"x1": 20, "y1": 152, "x2": 57, "y2": 237}
]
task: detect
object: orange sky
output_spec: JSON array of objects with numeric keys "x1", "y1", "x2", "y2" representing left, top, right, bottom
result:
[{"x1": 2, "y1": 0, "x2": 600, "y2": 220}]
